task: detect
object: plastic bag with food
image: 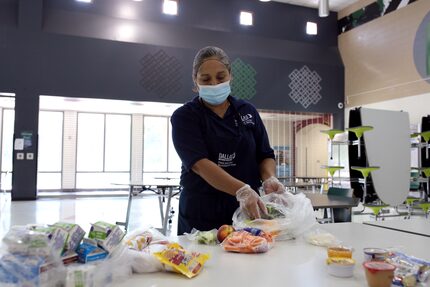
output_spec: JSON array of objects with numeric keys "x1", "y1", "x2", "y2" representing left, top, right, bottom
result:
[
  {"x1": 0, "y1": 226, "x2": 66, "y2": 287},
  {"x1": 153, "y1": 243, "x2": 210, "y2": 278},
  {"x1": 221, "y1": 229, "x2": 273, "y2": 254},
  {"x1": 185, "y1": 228, "x2": 218, "y2": 245},
  {"x1": 232, "y1": 192, "x2": 316, "y2": 240}
]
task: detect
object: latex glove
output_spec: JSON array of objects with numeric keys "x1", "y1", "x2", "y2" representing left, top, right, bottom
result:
[
  {"x1": 236, "y1": 184, "x2": 268, "y2": 219},
  {"x1": 262, "y1": 176, "x2": 286, "y2": 194}
]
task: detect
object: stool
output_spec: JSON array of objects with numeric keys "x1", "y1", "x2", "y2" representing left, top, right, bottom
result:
[
  {"x1": 364, "y1": 202, "x2": 389, "y2": 221},
  {"x1": 321, "y1": 165, "x2": 344, "y2": 187},
  {"x1": 351, "y1": 166, "x2": 380, "y2": 203},
  {"x1": 321, "y1": 129, "x2": 344, "y2": 160},
  {"x1": 347, "y1": 126, "x2": 373, "y2": 158}
]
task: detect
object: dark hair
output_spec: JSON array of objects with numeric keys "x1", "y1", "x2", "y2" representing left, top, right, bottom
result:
[{"x1": 192, "y1": 46, "x2": 231, "y2": 81}]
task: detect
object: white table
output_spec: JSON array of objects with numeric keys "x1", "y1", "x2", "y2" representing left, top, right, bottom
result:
[
  {"x1": 113, "y1": 179, "x2": 180, "y2": 234},
  {"x1": 363, "y1": 218, "x2": 430, "y2": 237},
  {"x1": 115, "y1": 223, "x2": 430, "y2": 287}
]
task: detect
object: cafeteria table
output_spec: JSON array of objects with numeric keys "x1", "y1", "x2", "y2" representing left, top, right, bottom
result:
[
  {"x1": 115, "y1": 223, "x2": 430, "y2": 287},
  {"x1": 114, "y1": 179, "x2": 181, "y2": 234},
  {"x1": 363, "y1": 218, "x2": 430, "y2": 237},
  {"x1": 304, "y1": 193, "x2": 360, "y2": 223}
]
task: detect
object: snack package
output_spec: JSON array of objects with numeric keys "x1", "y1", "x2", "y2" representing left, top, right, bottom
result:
[
  {"x1": 52, "y1": 222, "x2": 86, "y2": 253},
  {"x1": 221, "y1": 229, "x2": 273, "y2": 254},
  {"x1": 65, "y1": 264, "x2": 96, "y2": 287},
  {"x1": 27, "y1": 224, "x2": 69, "y2": 257},
  {"x1": 232, "y1": 192, "x2": 316, "y2": 240},
  {"x1": 0, "y1": 226, "x2": 66, "y2": 287},
  {"x1": 185, "y1": 228, "x2": 218, "y2": 245},
  {"x1": 76, "y1": 242, "x2": 108, "y2": 263},
  {"x1": 386, "y1": 251, "x2": 430, "y2": 284},
  {"x1": 2, "y1": 226, "x2": 52, "y2": 257},
  {"x1": 88, "y1": 221, "x2": 125, "y2": 253},
  {"x1": 153, "y1": 243, "x2": 210, "y2": 278},
  {"x1": 122, "y1": 227, "x2": 171, "y2": 274}
]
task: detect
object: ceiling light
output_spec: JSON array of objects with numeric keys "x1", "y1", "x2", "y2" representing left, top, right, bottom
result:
[
  {"x1": 240, "y1": 11, "x2": 253, "y2": 26},
  {"x1": 306, "y1": 22, "x2": 317, "y2": 35},
  {"x1": 163, "y1": 0, "x2": 178, "y2": 15},
  {"x1": 76, "y1": 0, "x2": 92, "y2": 3},
  {"x1": 259, "y1": 0, "x2": 271, "y2": 2},
  {"x1": 318, "y1": 0, "x2": 329, "y2": 17}
]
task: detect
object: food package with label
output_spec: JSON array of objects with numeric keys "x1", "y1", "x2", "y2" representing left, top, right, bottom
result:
[
  {"x1": 386, "y1": 251, "x2": 430, "y2": 285},
  {"x1": 0, "y1": 226, "x2": 66, "y2": 287},
  {"x1": 51, "y1": 222, "x2": 86, "y2": 253},
  {"x1": 153, "y1": 243, "x2": 210, "y2": 278},
  {"x1": 88, "y1": 221, "x2": 125, "y2": 253},
  {"x1": 221, "y1": 229, "x2": 273, "y2": 254},
  {"x1": 2, "y1": 226, "x2": 52, "y2": 257},
  {"x1": 76, "y1": 242, "x2": 108, "y2": 263},
  {"x1": 26, "y1": 224, "x2": 69, "y2": 258},
  {"x1": 233, "y1": 192, "x2": 316, "y2": 240}
]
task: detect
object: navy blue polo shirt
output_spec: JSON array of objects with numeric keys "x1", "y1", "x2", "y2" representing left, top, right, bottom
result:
[{"x1": 171, "y1": 95, "x2": 275, "y2": 193}]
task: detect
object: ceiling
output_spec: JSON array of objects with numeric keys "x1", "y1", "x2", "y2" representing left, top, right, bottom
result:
[{"x1": 272, "y1": 0, "x2": 361, "y2": 12}]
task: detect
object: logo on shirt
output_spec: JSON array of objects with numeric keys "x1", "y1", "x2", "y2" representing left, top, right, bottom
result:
[
  {"x1": 240, "y1": 113, "x2": 254, "y2": 126},
  {"x1": 218, "y1": 152, "x2": 236, "y2": 167}
]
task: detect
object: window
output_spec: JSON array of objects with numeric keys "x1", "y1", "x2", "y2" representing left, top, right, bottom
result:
[
  {"x1": 76, "y1": 113, "x2": 131, "y2": 188},
  {"x1": 77, "y1": 113, "x2": 105, "y2": 172},
  {"x1": 143, "y1": 116, "x2": 168, "y2": 172},
  {"x1": 240, "y1": 11, "x2": 253, "y2": 26},
  {"x1": 37, "y1": 111, "x2": 63, "y2": 189},
  {"x1": 105, "y1": 114, "x2": 131, "y2": 172}
]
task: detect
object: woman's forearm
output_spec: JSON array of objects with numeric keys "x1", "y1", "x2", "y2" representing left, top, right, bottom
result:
[
  {"x1": 192, "y1": 158, "x2": 246, "y2": 195},
  {"x1": 259, "y1": 158, "x2": 276, "y2": 181}
]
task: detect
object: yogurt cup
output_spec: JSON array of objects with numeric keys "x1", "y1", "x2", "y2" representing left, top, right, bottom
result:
[
  {"x1": 326, "y1": 257, "x2": 355, "y2": 278},
  {"x1": 363, "y1": 247, "x2": 389, "y2": 261},
  {"x1": 363, "y1": 261, "x2": 396, "y2": 287}
]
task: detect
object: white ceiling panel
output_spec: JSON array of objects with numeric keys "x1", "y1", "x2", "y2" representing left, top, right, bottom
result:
[{"x1": 271, "y1": 0, "x2": 361, "y2": 12}]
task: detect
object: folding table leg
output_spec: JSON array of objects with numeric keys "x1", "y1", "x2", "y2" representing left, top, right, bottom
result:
[
  {"x1": 161, "y1": 187, "x2": 174, "y2": 235},
  {"x1": 116, "y1": 184, "x2": 134, "y2": 231}
]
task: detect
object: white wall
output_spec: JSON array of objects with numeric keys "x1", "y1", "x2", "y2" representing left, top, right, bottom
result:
[{"x1": 345, "y1": 93, "x2": 430, "y2": 128}]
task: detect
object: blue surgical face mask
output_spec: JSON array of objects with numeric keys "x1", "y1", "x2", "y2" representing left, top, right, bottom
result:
[{"x1": 198, "y1": 81, "x2": 231, "y2": 105}]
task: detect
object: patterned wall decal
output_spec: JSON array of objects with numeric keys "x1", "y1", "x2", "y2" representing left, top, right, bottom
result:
[
  {"x1": 338, "y1": 0, "x2": 419, "y2": 35},
  {"x1": 231, "y1": 58, "x2": 257, "y2": 100},
  {"x1": 288, "y1": 66, "x2": 322, "y2": 109},
  {"x1": 139, "y1": 49, "x2": 182, "y2": 99}
]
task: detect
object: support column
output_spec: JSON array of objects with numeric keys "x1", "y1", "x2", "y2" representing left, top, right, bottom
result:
[{"x1": 12, "y1": 92, "x2": 39, "y2": 200}]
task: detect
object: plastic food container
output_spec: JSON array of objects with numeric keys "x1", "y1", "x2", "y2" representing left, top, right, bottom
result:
[
  {"x1": 363, "y1": 248, "x2": 389, "y2": 261},
  {"x1": 326, "y1": 257, "x2": 355, "y2": 278},
  {"x1": 363, "y1": 261, "x2": 396, "y2": 287},
  {"x1": 327, "y1": 246, "x2": 353, "y2": 258}
]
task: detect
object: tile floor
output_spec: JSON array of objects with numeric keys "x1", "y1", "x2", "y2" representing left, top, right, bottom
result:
[{"x1": 0, "y1": 191, "x2": 427, "y2": 239}]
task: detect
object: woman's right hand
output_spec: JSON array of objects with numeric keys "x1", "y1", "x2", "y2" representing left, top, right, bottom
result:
[{"x1": 235, "y1": 184, "x2": 268, "y2": 219}]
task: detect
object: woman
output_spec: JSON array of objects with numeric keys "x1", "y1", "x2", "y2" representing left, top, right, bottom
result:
[{"x1": 171, "y1": 46, "x2": 285, "y2": 235}]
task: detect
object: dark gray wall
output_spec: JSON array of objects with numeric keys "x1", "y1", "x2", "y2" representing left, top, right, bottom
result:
[{"x1": 0, "y1": 0, "x2": 344, "y2": 199}]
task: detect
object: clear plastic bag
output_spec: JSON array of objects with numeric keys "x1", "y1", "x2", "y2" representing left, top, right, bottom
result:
[
  {"x1": 185, "y1": 228, "x2": 218, "y2": 245},
  {"x1": 122, "y1": 227, "x2": 170, "y2": 274},
  {"x1": 221, "y1": 229, "x2": 273, "y2": 254},
  {"x1": 303, "y1": 228, "x2": 341, "y2": 247},
  {"x1": 0, "y1": 226, "x2": 66, "y2": 287},
  {"x1": 232, "y1": 192, "x2": 316, "y2": 240}
]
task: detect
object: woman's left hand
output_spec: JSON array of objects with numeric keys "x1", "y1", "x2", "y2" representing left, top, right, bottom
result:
[{"x1": 262, "y1": 176, "x2": 286, "y2": 194}]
